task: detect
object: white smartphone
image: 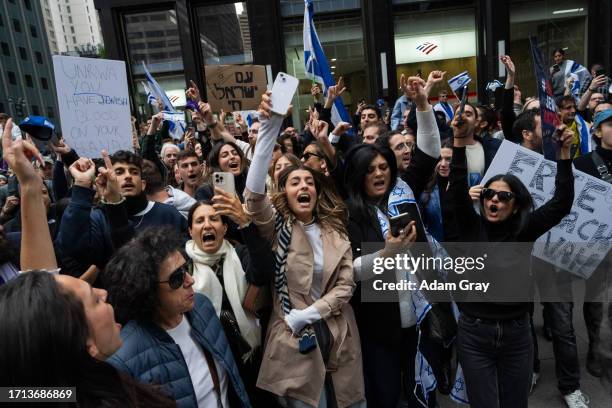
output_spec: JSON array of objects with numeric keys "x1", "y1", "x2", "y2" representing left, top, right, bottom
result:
[
  {"x1": 213, "y1": 172, "x2": 236, "y2": 196},
  {"x1": 270, "y1": 72, "x2": 299, "y2": 116}
]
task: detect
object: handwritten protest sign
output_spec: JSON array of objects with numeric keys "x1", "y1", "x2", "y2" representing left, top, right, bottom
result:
[
  {"x1": 205, "y1": 65, "x2": 266, "y2": 112},
  {"x1": 53, "y1": 55, "x2": 131, "y2": 158},
  {"x1": 482, "y1": 140, "x2": 612, "y2": 278}
]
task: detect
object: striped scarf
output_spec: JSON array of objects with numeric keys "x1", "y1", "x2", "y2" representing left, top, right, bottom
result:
[{"x1": 274, "y1": 212, "x2": 317, "y2": 354}]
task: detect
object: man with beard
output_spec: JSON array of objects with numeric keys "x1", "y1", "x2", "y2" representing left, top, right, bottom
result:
[{"x1": 55, "y1": 150, "x2": 187, "y2": 268}]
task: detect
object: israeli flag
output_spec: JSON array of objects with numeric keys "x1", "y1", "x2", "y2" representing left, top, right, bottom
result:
[
  {"x1": 565, "y1": 60, "x2": 590, "y2": 101},
  {"x1": 448, "y1": 71, "x2": 472, "y2": 93},
  {"x1": 142, "y1": 62, "x2": 175, "y2": 112},
  {"x1": 141, "y1": 82, "x2": 158, "y2": 107},
  {"x1": 162, "y1": 111, "x2": 186, "y2": 140},
  {"x1": 485, "y1": 79, "x2": 504, "y2": 92},
  {"x1": 303, "y1": 0, "x2": 351, "y2": 127}
]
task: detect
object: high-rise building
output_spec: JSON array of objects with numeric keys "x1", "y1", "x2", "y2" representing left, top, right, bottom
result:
[
  {"x1": 42, "y1": 0, "x2": 103, "y2": 56},
  {"x1": 0, "y1": 0, "x2": 59, "y2": 123}
]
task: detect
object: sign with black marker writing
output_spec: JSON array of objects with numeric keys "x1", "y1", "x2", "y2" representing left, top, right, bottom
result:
[
  {"x1": 205, "y1": 65, "x2": 267, "y2": 112},
  {"x1": 53, "y1": 55, "x2": 131, "y2": 158},
  {"x1": 482, "y1": 140, "x2": 612, "y2": 278}
]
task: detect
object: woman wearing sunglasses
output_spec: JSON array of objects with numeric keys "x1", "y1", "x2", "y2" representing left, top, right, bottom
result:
[
  {"x1": 103, "y1": 226, "x2": 252, "y2": 408},
  {"x1": 301, "y1": 142, "x2": 329, "y2": 176},
  {"x1": 448, "y1": 116, "x2": 576, "y2": 407},
  {"x1": 185, "y1": 191, "x2": 276, "y2": 405},
  {"x1": 244, "y1": 92, "x2": 365, "y2": 407}
]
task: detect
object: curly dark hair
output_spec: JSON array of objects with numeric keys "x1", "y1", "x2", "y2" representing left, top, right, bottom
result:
[{"x1": 103, "y1": 226, "x2": 184, "y2": 325}]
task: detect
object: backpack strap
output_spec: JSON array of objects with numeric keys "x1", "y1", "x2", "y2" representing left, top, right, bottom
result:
[{"x1": 591, "y1": 150, "x2": 612, "y2": 183}]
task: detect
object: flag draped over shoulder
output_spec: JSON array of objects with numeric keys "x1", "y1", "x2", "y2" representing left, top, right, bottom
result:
[{"x1": 303, "y1": 0, "x2": 351, "y2": 126}]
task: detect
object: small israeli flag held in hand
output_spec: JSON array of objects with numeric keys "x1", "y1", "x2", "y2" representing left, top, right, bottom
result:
[
  {"x1": 448, "y1": 71, "x2": 472, "y2": 93},
  {"x1": 486, "y1": 80, "x2": 504, "y2": 92}
]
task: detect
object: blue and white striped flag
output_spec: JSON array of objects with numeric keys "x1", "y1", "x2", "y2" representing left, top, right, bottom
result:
[
  {"x1": 448, "y1": 71, "x2": 472, "y2": 93},
  {"x1": 141, "y1": 82, "x2": 158, "y2": 107},
  {"x1": 565, "y1": 60, "x2": 590, "y2": 102},
  {"x1": 303, "y1": 0, "x2": 351, "y2": 127},
  {"x1": 142, "y1": 62, "x2": 175, "y2": 112},
  {"x1": 162, "y1": 111, "x2": 186, "y2": 140}
]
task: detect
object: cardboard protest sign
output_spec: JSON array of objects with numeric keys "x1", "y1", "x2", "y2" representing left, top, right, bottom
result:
[
  {"x1": 205, "y1": 65, "x2": 266, "y2": 112},
  {"x1": 53, "y1": 56, "x2": 131, "y2": 158},
  {"x1": 482, "y1": 140, "x2": 612, "y2": 278}
]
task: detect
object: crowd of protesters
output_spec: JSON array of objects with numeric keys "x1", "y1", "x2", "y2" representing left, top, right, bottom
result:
[{"x1": 0, "y1": 51, "x2": 611, "y2": 408}]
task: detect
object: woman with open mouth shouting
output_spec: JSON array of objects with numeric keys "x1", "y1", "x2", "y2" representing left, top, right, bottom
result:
[
  {"x1": 341, "y1": 73, "x2": 443, "y2": 408},
  {"x1": 244, "y1": 91, "x2": 366, "y2": 408},
  {"x1": 185, "y1": 194, "x2": 276, "y2": 406},
  {"x1": 447, "y1": 113, "x2": 576, "y2": 408}
]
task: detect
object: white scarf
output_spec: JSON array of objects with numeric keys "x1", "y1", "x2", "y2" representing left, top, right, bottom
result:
[{"x1": 185, "y1": 239, "x2": 261, "y2": 355}]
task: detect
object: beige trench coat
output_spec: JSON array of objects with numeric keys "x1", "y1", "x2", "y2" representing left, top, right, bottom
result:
[{"x1": 244, "y1": 189, "x2": 365, "y2": 407}]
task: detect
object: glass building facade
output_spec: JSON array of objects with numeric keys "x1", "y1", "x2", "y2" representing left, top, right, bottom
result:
[{"x1": 94, "y1": 0, "x2": 611, "y2": 126}]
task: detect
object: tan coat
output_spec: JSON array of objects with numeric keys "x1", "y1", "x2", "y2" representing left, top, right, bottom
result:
[{"x1": 244, "y1": 189, "x2": 365, "y2": 407}]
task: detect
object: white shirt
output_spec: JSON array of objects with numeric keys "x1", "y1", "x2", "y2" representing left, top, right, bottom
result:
[
  {"x1": 465, "y1": 141, "x2": 485, "y2": 186},
  {"x1": 302, "y1": 222, "x2": 324, "y2": 300},
  {"x1": 166, "y1": 316, "x2": 229, "y2": 408}
]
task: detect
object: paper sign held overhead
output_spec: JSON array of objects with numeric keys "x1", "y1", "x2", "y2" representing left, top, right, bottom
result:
[
  {"x1": 205, "y1": 65, "x2": 267, "y2": 112},
  {"x1": 53, "y1": 55, "x2": 132, "y2": 158},
  {"x1": 482, "y1": 140, "x2": 612, "y2": 279}
]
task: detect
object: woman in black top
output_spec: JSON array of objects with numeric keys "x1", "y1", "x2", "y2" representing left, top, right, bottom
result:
[{"x1": 447, "y1": 114, "x2": 575, "y2": 408}]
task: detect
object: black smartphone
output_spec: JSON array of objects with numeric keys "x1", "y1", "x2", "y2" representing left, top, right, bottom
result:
[
  {"x1": 595, "y1": 67, "x2": 605, "y2": 77},
  {"x1": 389, "y1": 213, "x2": 412, "y2": 238},
  {"x1": 394, "y1": 202, "x2": 428, "y2": 242},
  {"x1": 552, "y1": 64, "x2": 560, "y2": 73}
]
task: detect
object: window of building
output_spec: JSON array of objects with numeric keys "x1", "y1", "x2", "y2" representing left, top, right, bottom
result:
[
  {"x1": 41, "y1": 77, "x2": 49, "y2": 89},
  {"x1": 196, "y1": 2, "x2": 253, "y2": 65},
  {"x1": 283, "y1": 15, "x2": 368, "y2": 130},
  {"x1": 71, "y1": 26, "x2": 75, "y2": 34},
  {"x1": 24, "y1": 0, "x2": 32, "y2": 10},
  {"x1": 0, "y1": 14, "x2": 3, "y2": 27},
  {"x1": 69, "y1": 16, "x2": 73, "y2": 24},
  {"x1": 19, "y1": 47, "x2": 27, "y2": 60},
  {"x1": 1, "y1": 42, "x2": 10, "y2": 57},
  {"x1": 25, "y1": 74, "x2": 33, "y2": 87},
  {"x1": 0, "y1": 103, "x2": 4, "y2": 113},
  {"x1": 35, "y1": 51, "x2": 43, "y2": 64},
  {"x1": 394, "y1": 8, "x2": 478, "y2": 103},
  {"x1": 73, "y1": 36, "x2": 77, "y2": 43},
  {"x1": 47, "y1": 107, "x2": 55, "y2": 118},
  {"x1": 30, "y1": 25, "x2": 37, "y2": 37},
  {"x1": 280, "y1": 0, "x2": 360, "y2": 17},
  {"x1": 67, "y1": 6, "x2": 71, "y2": 13},
  {"x1": 509, "y1": 0, "x2": 588, "y2": 97},
  {"x1": 8, "y1": 71, "x2": 17, "y2": 85},
  {"x1": 123, "y1": 9, "x2": 186, "y2": 113},
  {"x1": 32, "y1": 105, "x2": 40, "y2": 115},
  {"x1": 12, "y1": 19, "x2": 21, "y2": 33}
]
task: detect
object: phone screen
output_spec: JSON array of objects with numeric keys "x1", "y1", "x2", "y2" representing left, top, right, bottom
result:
[{"x1": 394, "y1": 202, "x2": 428, "y2": 243}]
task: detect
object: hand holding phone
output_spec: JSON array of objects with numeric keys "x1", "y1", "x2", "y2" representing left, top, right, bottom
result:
[{"x1": 270, "y1": 73, "x2": 299, "y2": 116}]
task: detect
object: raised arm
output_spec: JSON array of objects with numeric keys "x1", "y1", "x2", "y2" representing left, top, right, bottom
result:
[
  {"x1": 500, "y1": 55, "x2": 518, "y2": 141},
  {"x1": 244, "y1": 92, "x2": 284, "y2": 240},
  {"x1": 401, "y1": 73, "x2": 442, "y2": 198},
  {"x1": 2, "y1": 119, "x2": 56, "y2": 270},
  {"x1": 523, "y1": 126, "x2": 575, "y2": 240}
]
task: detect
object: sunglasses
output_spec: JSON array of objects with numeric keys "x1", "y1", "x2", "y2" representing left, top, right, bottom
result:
[
  {"x1": 158, "y1": 261, "x2": 193, "y2": 290},
  {"x1": 302, "y1": 152, "x2": 323, "y2": 161},
  {"x1": 481, "y1": 188, "x2": 515, "y2": 202}
]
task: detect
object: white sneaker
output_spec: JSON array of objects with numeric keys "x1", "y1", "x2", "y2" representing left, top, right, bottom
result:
[
  {"x1": 530, "y1": 372, "x2": 540, "y2": 394},
  {"x1": 563, "y1": 390, "x2": 590, "y2": 408}
]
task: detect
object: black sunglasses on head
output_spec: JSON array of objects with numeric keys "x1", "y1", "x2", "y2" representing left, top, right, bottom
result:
[
  {"x1": 302, "y1": 152, "x2": 323, "y2": 161},
  {"x1": 481, "y1": 188, "x2": 515, "y2": 202},
  {"x1": 158, "y1": 261, "x2": 193, "y2": 290}
]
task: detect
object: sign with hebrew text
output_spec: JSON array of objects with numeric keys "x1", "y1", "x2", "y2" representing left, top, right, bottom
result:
[{"x1": 205, "y1": 65, "x2": 267, "y2": 112}]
